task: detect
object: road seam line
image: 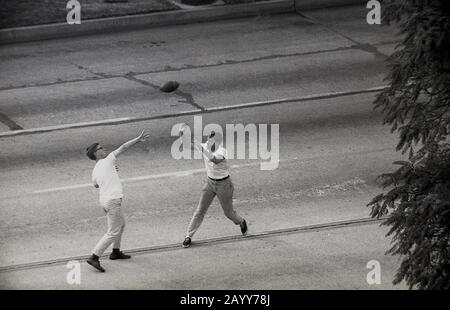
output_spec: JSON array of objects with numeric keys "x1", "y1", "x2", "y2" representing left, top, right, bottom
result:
[
  {"x1": 28, "y1": 147, "x2": 393, "y2": 195},
  {"x1": 32, "y1": 162, "x2": 258, "y2": 194},
  {"x1": 0, "y1": 85, "x2": 388, "y2": 138},
  {"x1": 0, "y1": 112, "x2": 23, "y2": 130},
  {"x1": 295, "y1": 10, "x2": 390, "y2": 59},
  {"x1": 0, "y1": 217, "x2": 387, "y2": 273},
  {"x1": 0, "y1": 40, "x2": 401, "y2": 93}
]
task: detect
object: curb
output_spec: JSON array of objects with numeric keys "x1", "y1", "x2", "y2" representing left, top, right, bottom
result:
[
  {"x1": 0, "y1": 0, "x2": 292, "y2": 44},
  {"x1": 0, "y1": 0, "x2": 366, "y2": 44},
  {"x1": 294, "y1": 0, "x2": 365, "y2": 10}
]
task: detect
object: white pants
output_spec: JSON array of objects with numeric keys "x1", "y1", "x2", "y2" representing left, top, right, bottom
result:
[
  {"x1": 186, "y1": 177, "x2": 244, "y2": 238},
  {"x1": 92, "y1": 198, "x2": 125, "y2": 256}
]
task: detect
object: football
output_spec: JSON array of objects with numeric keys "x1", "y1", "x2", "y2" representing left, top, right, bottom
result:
[{"x1": 159, "y1": 81, "x2": 180, "y2": 93}]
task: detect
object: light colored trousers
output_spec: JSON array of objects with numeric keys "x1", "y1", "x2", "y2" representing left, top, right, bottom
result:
[
  {"x1": 186, "y1": 177, "x2": 244, "y2": 238},
  {"x1": 93, "y1": 198, "x2": 125, "y2": 256}
]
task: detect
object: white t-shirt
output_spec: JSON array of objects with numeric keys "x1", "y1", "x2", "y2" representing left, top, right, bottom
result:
[
  {"x1": 201, "y1": 143, "x2": 230, "y2": 179},
  {"x1": 92, "y1": 152, "x2": 123, "y2": 205}
]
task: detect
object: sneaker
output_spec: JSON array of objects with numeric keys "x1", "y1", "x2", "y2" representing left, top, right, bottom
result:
[
  {"x1": 109, "y1": 250, "x2": 131, "y2": 260},
  {"x1": 87, "y1": 256, "x2": 105, "y2": 272},
  {"x1": 182, "y1": 237, "x2": 191, "y2": 248},
  {"x1": 240, "y1": 219, "x2": 248, "y2": 235}
]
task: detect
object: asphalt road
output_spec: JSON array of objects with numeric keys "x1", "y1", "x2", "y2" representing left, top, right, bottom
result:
[
  {"x1": 0, "y1": 222, "x2": 405, "y2": 290},
  {"x1": 0, "y1": 5, "x2": 407, "y2": 289}
]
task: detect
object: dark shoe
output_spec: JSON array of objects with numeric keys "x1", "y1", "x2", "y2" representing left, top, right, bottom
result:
[
  {"x1": 87, "y1": 256, "x2": 105, "y2": 272},
  {"x1": 240, "y1": 219, "x2": 248, "y2": 235},
  {"x1": 109, "y1": 250, "x2": 131, "y2": 260},
  {"x1": 182, "y1": 237, "x2": 191, "y2": 248}
]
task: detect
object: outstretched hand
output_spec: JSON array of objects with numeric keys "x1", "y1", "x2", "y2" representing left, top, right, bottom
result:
[
  {"x1": 113, "y1": 129, "x2": 150, "y2": 157},
  {"x1": 138, "y1": 129, "x2": 150, "y2": 142}
]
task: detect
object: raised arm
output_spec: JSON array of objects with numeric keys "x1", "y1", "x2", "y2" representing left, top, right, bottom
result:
[
  {"x1": 112, "y1": 130, "x2": 149, "y2": 157},
  {"x1": 191, "y1": 138, "x2": 225, "y2": 164}
]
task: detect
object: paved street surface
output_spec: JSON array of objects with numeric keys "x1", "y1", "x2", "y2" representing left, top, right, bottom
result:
[
  {"x1": 0, "y1": 5, "x2": 407, "y2": 289},
  {"x1": 0, "y1": 223, "x2": 405, "y2": 289}
]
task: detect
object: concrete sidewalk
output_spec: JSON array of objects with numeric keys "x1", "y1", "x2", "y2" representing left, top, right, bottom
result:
[
  {"x1": 0, "y1": 221, "x2": 407, "y2": 290},
  {"x1": 0, "y1": 0, "x2": 366, "y2": 44}
]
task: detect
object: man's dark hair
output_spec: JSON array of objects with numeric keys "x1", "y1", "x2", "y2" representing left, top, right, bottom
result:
[{"x1": 86, "y1": 143, "x2": 99, "y2": 160}]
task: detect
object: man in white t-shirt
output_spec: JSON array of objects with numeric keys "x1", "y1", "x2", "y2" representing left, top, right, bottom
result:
[
  {"x1": 85, "y1": 130, "x2": 149, "y2": 272},
  {"x1": 182, "y1": 131, "x2": 247, "y2": 248}
]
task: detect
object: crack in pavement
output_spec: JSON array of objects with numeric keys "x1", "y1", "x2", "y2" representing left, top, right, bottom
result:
[
  {"x1": 294, "y1": 11, "x2": 390, "y2": 60},
  {"x1": 172, "y1": 88, "x2": 205, "y2": 111},
  {"x1": 66, "y1": 61, "x2": 104, "y2": 78},
  {"x1": 0, "y1": 111, "x2": 23, "y2": 130},
  {"x1": 352, "y1": 43, "x2": 390, "y2": 60},
  {"x1": 122, "y1": 74, "x2": 205, "y2": 111},
  {"x1": 0, "y1": 76, "x2": 104, "y2": 92},
  {"x1": 0, "y1": 40, "x2": 400, "y2": 92}
]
